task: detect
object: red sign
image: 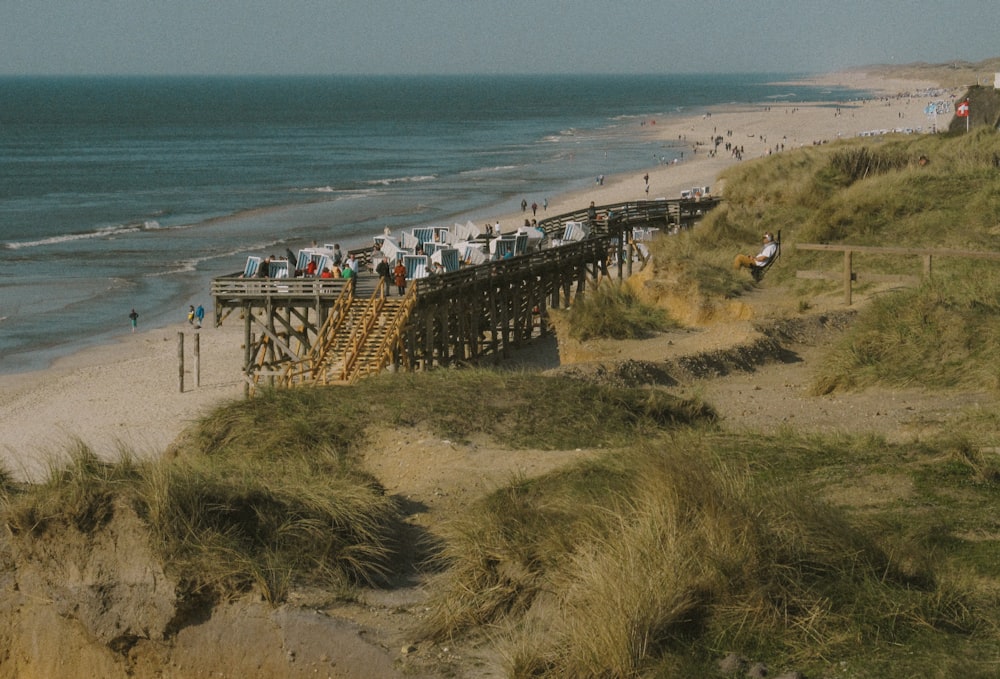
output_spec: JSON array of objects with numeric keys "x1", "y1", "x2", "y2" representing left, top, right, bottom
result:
[{"x1": 957, "y1": 100, "x2": 970, "y2": 117}]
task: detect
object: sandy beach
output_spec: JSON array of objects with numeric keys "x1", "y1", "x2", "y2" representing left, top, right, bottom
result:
[{"x1": 0, "y1": 71, "x2": 951, "y2": 482}]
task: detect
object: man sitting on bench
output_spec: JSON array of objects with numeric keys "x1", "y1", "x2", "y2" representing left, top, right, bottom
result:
[{"x1": 733, "y1": 232, "x2": 778, "y2": 275}]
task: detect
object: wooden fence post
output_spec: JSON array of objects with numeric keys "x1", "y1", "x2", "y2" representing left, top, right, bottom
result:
[
  {"x1": 843, "y1": 250, "x2": 853, "y2": 306},
  {"x1": 178, "y1": 332, "x2": 185, "y2": 393},
  {"x1": 194, "y1": 332, "x2": 201, "y2": 388}
]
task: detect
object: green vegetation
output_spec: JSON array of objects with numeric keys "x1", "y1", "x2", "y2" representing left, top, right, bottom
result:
[
  {"x1": 566, "y1": 280, "x2": 678, "y2": 340},
  {"x1": 651, "y1": 124, "x2": 1000, "y2": 394},
  {"x1": 3, "y1": 434, "x2": 399, "y2": 604},
  {"x1": 813, "y1": 274, "x2": 1000, "y2": 393},
  {"x1": 4, "y1": 367, "x2": 1000, "y2": 675},
  {"x1": 5, "y1": 121, "x2": 1000, "y2": 677},
  {"x1": 420, "y1": 433, "x2": 1000, "y2": 677},
  {"x1": 0, "y1": 373, "x2": 712, "y2": 607}
]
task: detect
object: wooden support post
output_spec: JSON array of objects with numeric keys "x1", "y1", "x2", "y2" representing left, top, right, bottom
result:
[
  {"x1": 407, "y1": 325, "x2": 418, "y2": 372},
  {"x1": 424, "y1": 312, "x2": 434, "y2": 370},
  {"x1": 469, "y1": 294, "x2": 481, "y2": 359},
  {"x1": 194, "y1": 331, "x2": 201, "y2": 388},
  {"x1": 439, "y1": 303, "x2": 450, "y2": 365},
  {"x1": 499, "y1": 283, "x2": 511, "y2": 358},
  {"x1": 511, "y1": 284, "x2": 522, "y2": 346},
  {"x1": 489, "y1": 285, "x2": 500, "y2": 358},
  {"x1": 177, "y1": 332, "x2": 185, "y2": 393},
  {"x1": 243, "y1": 307, "x2": 252, "y2": 398},
  {"x1": 843, "y1": 250, "x2": 853, "y2": 306}
]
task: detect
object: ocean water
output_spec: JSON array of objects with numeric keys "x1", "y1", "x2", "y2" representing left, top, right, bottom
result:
[{"x1": 0, "y1": 74, "x2": 870, "y2": 374}]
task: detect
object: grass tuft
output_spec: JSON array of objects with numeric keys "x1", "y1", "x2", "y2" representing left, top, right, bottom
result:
[
  {"x1": 567, "y1": 280, "x2": 678, "y2": 340},
  {"x1": 418, "y1": 434, "x2": 992, "y2": 676}
]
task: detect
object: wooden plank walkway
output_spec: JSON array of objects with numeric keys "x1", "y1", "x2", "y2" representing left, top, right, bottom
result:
[{"x1": 212, "y1": 197, "x2": 722, "y2": 394}]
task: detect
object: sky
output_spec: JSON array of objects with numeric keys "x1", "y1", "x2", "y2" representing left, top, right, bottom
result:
[{"x1": 1, "y1": 0, "x2": 997, "y2": 76}]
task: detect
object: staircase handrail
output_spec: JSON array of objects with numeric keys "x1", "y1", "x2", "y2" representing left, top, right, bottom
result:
[
  {"x1": 345, "y1": 282, "x2": 418, "y2": 383},
  {"x1": 337, "y1": 280, "x2": 390, "y2": 381},
  {"x1": 278, "y1": 279, "x2": 356, "y2": 387}
]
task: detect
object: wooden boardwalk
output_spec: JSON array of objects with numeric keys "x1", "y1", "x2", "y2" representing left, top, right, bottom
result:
[{"x1": 212, "y1": 197, "x2": 720, "y2": 394}]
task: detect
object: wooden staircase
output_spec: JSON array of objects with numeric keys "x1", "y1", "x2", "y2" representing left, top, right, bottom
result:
[{"x1": 282, "y1": 284, "x2": 416, "y2": 387}]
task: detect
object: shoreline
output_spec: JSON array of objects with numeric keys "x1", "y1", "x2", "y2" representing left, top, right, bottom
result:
[
  {"x1": 0, "y1": 70, "x2": 957, "y2": 482},
  {"x1": 487, "y1": 71, "x2": 946, "y2": 232}
]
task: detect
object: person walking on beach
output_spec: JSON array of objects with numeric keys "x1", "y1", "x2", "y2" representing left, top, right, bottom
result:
[
  {"x1": 129, "y1": 308, "x2": 139, "y2": 333},
  {"x1": 187, "y1": 305, "x2": 196, "y2": 325},
  {"x1": 195, "y1": 304, "x2": 205, "y2": 328},
  {"x1": 393, "y1": 259, "x2": 407, "y2": 296}
]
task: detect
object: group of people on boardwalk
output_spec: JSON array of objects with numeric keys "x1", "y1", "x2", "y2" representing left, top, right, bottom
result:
[{"x1": 374, "y1": 257, "x2": 408, "y2": 296}]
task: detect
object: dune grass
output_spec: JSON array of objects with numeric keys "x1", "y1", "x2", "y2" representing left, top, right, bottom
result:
[
  {"x1": 647, "y1": 125, "x2": 1000, "y2": 395},
  {"x1": 1, "y1": 437, "x2": 401, "y2": 604},
  {"x1": 813, "y1": 272, "x2": 1000, "y2": 393},
  {"x1": 566, "y1": 279, "x2": 678, "y2": 340},
  {"x1": 0, "y1": 372, "x2": 715, "y2": 608},
  {"x1": 1, "y1": 367, "x2": 998, "y2": 675},
  {"x1": 405, "y1": 126, "x2": 1000, "y2": 676},
  {"x1": 419, "y1": 431, "x2": 1000, "y2": 677}
]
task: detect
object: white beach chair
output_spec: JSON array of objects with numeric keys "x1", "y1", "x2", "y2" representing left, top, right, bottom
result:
[
  {"x1": 412, "y1": 227, "x2": 435, "y2": 247},
  {"x1": 400, "y1": 231, "x2": 420, "y2": 250},
  {"x1": 490, "y1": 236, "x2": 518, "y2": 260},
  {"x1": 561, "y1": 221, "x2": 588, "y2": 242},
  {"x1": 432, "y1": 247, "x2": 461, "y2": 273},
  {"x1": 243, "y1": 256, "x2": 262, "y2": 278},
  {"x1": 404, "y1": 254, "x2": 429, "y2": 280},
  {"x1": 453, "y1": 222, "x2": 475, "y2": 241},
  {"x1": 380, "y1": 239, "x2": 405, "y2": 262},
  {"x1": 268, "y1": 259, "x2": 290, "y2": 278},
  {"x1": 514, "y1": 232, "x2": 528, "y2": 255},
  {"x1": 457, "y1": 242, "x2": 488, "y2": 266}
]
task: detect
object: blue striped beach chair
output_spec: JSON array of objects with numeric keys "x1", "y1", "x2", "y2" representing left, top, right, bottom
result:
[
  {"x1": 404, "y1": 254, "x2": 429, "y2": 280},
  {"x1": 243, "y1": 256, "x2": 262, "y2": 277}
]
